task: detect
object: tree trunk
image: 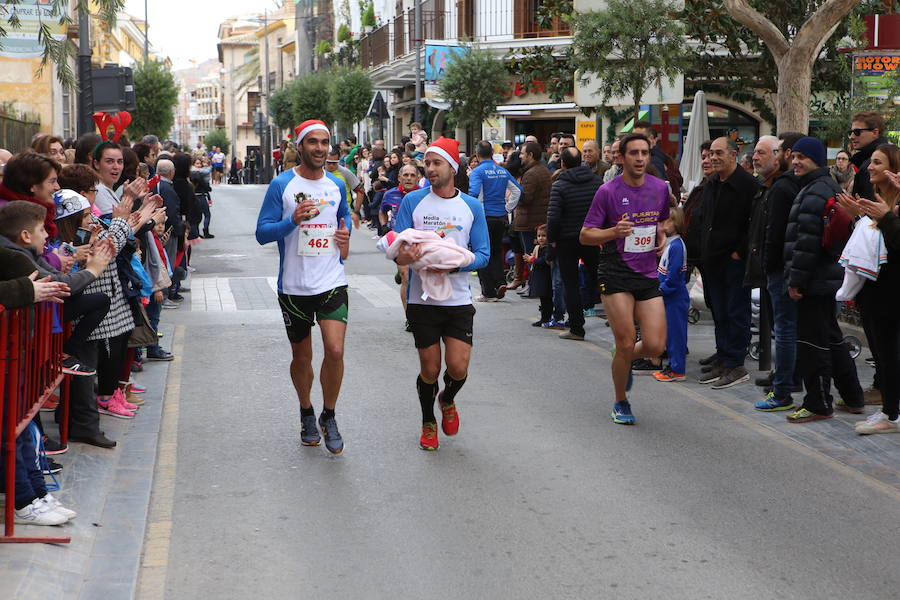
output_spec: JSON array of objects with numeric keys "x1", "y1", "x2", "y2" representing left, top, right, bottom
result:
[
  {"x1": 775, "y1": 54, "x2": 813, "y2": 133},
  {"x1": 723, "y1": 0, "x2": 860, "y2": 135}
]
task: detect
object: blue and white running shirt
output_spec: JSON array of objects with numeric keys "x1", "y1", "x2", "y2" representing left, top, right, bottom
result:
[
  {"x1": 393, "y1": 187, "x2": 490, "y2": 306},
  {"x1": 255, "y1": 169, "x2": 351, "y2": 296}
]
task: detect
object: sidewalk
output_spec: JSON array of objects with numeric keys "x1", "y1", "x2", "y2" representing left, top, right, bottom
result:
[
  {"x1": 568, "y1": 302, "x2": 900, "y2": 492},
  {"x1": 0, "y1": 325, "x2": 176, "y2": 600}
]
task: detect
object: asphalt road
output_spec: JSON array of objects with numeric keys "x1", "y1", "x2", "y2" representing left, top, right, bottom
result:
[{"x1": 141, "y1": 183, "x2": 900, "y2": 600}]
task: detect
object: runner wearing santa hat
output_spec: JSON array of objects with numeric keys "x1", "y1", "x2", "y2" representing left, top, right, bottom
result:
[
  {"x1": 392, "y1": 136, "x2": 490, "y2": 450},
  {"x1": 256, "y1": 119, "x2": 353, "y2": 454}
]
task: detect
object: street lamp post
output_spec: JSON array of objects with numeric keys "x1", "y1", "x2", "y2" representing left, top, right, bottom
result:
[
  {"x1": 263, "y1": 8, "x2": 272, "y2": 183},
  {"x1": 77, "y1": 6, "x2": 93, "y2": 136},
  {"x1": 143, "y1": 0, "x2": 149, "y2": 64}
]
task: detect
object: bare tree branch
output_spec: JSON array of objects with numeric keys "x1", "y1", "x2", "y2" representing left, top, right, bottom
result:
[
  {"x1": 793, "y1": 0, "x2": 861, "y2": 61},
  {"x1": 722, "y1": 0, "x2": 790, "y2": 59}
]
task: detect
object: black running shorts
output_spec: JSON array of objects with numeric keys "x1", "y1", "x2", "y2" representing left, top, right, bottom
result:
[
  {"x1": 278, "y1": 286, "x2": 348, "y2": 343},
  {"x1": 599, "y1": 277, "x2": 661, "y2": 302},
  {"x1": 406, "y1": 304, "x2": 476, "y2": 349}
]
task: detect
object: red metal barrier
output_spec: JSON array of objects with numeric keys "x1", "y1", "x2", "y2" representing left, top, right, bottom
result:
[{"x1": 1, "y1": 303, "x2": 71, "y2": 544}]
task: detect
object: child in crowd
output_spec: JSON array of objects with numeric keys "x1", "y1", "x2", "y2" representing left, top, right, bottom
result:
[
  {"x1": 410, "y1": 122, "x2": 428, "y2": 155},
  {"x1": 654, "y1": 206, "x2": 689, "y2": 382},
  {"x1": 525, "y1": 224, "x2": 556, "y2": 327},
  {"x1": 0, "y1": 198, "x2": 115, "y2": 376}
]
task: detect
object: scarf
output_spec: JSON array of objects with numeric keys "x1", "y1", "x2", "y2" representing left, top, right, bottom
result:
[{"x1": 0, "y1": 183, "x2": 58, "y2": 238}]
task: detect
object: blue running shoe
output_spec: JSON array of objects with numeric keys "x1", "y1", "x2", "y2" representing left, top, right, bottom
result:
[
  {"x1": 754, "y1": 392, "x2": 794, "y2": 412},
  {"x1": 612, "y1": 401, "x2": 635, "y2": 425},
  {"x1": 318, "y1": 415, "x2": 344, "y2": 454},
  {"x1": 300, "y1": 413, "x2": 320, "y2": 446}
]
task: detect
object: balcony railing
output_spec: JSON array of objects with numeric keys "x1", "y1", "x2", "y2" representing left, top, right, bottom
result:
[{"x1": 359, "y1": 0, "x2": 568, "y2": 69}]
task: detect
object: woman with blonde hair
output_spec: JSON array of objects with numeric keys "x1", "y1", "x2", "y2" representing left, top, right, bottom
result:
[{"x1": 839, "y1": 143, "x2": 900, "y2": 434}]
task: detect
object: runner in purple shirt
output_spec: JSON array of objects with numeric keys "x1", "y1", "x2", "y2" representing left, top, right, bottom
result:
[{"x1": 580, "y1": 133, "x2": 670, "y2": 426}]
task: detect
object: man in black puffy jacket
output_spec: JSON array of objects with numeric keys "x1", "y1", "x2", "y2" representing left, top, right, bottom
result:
[
  {"x1": 546, "y1": 146, "x2": 603, "y2": 340},
  {"x1": 783, "y1": 137, "x2": 863, "y2": 423}
]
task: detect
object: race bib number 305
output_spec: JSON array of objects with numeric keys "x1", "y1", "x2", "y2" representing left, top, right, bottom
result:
[
  {"x1": 297, "y1": 225, "x2": 336, "y2": 257},
  {"x1": 624, "y1": 225, "x2": 656, "y2": 253}
]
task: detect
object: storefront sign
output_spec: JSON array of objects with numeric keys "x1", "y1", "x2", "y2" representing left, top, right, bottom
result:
[
  {"x1": 576, "y1": 121, "x2": 596, "y2": 149},
  {"x1": 852, "y1": 53, "x2": 900, "y2": 99},
  {"x1": 0, "y1": 1, "x2": 68, "y2": 59}
]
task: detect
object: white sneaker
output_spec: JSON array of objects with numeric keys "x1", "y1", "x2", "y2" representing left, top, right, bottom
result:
[
  {"x1": 14, "y1": 498, "x2": 68, "y2": 526},
  {"x1": 475, "y1": 295, "x2": 499, "y2": 302},
  {"x1": 855, "y1": 411, "x2": 900, "y2": 435},
  {"x1": 41, "y1": 494, "x2": 77, "y2": 520}
]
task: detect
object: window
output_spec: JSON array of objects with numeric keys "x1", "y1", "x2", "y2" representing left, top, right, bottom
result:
[{"x1": 247, "y1": 91, "x2": 260, "y2": 123}]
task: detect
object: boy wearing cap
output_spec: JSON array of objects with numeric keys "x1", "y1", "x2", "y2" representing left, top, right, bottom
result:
[
  {"x1": 392, "y1": 137, "x2": 490, "y2": 450},
  {"x1": 783, "y1": 136, "x2": 864, "y2": 423},
  {"x1": 0, "y1": 198, "x2": 115, "y2": 375},
  {"x1": 256, "y1": 120, "x2": 353, "y2": 455}
]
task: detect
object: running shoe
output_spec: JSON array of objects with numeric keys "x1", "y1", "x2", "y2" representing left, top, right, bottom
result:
[
  {"x1": 98, "y1": 397, "x2": 135, "y2": 419},
  {"x1": 42, "y1": 436, "x2": 67, "y2": 455},
  {"x1": 419, "y1": 422, "x2": 439, "y2": 450},
  {"x1": 121, "y1": 381, "x2": 147, "y2": 394},
  {"x1": 300, "y1": 413, "x2": 321, "y2": 446},
  {"x1": 583, "y1": 307, "x2": 597, "y2": 318},
  {"x1": 542, "y1": 319, "x2": 566, "y2": 330},
  {"x1": 41, "y1": 494, "x2": 76, "y2": 521},
  {"x1": 855, "y1": 411, "x2": 900, "y2": 435},
  {"x1": 14, "y1": 498, "x2": 68, "y2": 526},
  {"x1": 440, "y1": 399, "x2": 459, "y2": 436},
  {"x1": 41, "y1": 458, "x2": 63, "y2": 475},
  {"x1": 111, "y1": 389, "x2": 139, "y2": 411},
  {"x1": 834, "y1": 397, "x2": 864, "y2": 414},
  {"x1": 652, "y1": 367, "x2": 685, "y2": 382},
  {"x1": 632, "y1": 358, "x2": 660, "y2": 375},
  {"x1": 611, "y1": 401, "x2": 635, "y2": 425},
  {"x1": 786, "y1": 407, "x2": 833, "y2": 423},
  {"x1": 531, "y1": 320, "x2": 546, "y2": 327},
  {"x1": 754, "y1": 392, "x2": 794, "y2": 412},
  {"x1": 318, "y1": 414, "x2": 344, "y2": 454},
  {"x1": 61, "y1": 356, "x2": 96, "y2": 377},
  {"x1": 475, "y1": 295, "x2": 499, "y2": 302}
]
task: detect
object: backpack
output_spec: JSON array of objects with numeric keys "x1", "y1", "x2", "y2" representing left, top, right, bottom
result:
[{"x1": 822, "y1": 196, "x2": 853, "y2": 255}]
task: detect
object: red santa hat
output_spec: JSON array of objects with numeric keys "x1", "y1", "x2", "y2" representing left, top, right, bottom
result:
[
  {"x1": 425, "y1": 136, "x2": 461, "y2": 172},
  {"x1": 293, "y1": 120, "x2": 330, "y2": 143}
]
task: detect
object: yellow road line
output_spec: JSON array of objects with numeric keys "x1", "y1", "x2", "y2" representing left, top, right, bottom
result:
[
  {"x1": 136, "y1": 325, "x2": 185, "y2": 599},
  {"x1": 572, "y1": 329, "x2": 900, "y2": 502}
]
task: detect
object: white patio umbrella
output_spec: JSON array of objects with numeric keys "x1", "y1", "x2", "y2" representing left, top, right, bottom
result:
[{"x1": 679, "y1": 90, "x2": 710, "y2": 196}]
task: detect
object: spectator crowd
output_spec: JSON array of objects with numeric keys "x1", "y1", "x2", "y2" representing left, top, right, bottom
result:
[
  {"x1": 3, "y1": 107, "x2": 900, "y2": 527},
  {"x1": 0, "y1": 129, "x2": 218, "y2": 526}
]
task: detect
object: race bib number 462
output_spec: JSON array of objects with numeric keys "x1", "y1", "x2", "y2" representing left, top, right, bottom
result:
[
  {"x1": 624, "y1": 225, "x2": 656, "y2": 253},
  {"x1": 297, "y1": 225, "x2": 336, "y2": 257}
]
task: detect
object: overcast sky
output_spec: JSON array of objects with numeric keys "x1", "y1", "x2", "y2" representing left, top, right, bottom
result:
[{"x1": 123, "y1": 0, "x2": 283, "y2": 70}]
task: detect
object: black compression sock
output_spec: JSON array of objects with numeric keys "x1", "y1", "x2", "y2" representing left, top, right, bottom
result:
[
  {"x1": 300, "y1": 406, "x2": 315, "y2": 418},
  {"x1": 417, "y1": 375, "x2": 439, "y2": 423},
  {"x1": 321, "y1": 408, "x2": 335, "y2": 421},
  {"x1": 441, "y1": 371, "x2": 467, "y2": 405}
]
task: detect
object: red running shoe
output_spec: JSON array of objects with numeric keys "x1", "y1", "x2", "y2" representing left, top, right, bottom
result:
[
  {"x1": 419, "y1": 423, "x2": 439, "y2": 451},
  {"x1": 440, "y1": 400, "x2": 459, "y2": 436}
]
